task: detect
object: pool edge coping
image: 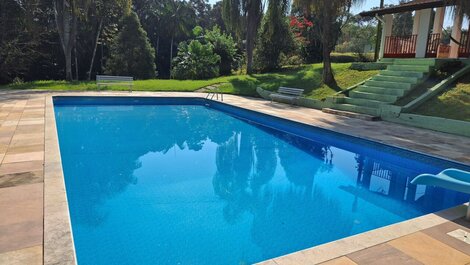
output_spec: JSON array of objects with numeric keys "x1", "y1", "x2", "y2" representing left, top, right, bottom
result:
[
  {"x1": 44, "y1": 95, "x2": 77, "y2": 265},
  {"x1": 43, "y1": 92, "x2": 469, "y2": 265}
]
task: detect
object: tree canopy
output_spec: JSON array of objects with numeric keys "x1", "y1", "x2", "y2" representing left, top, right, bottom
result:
[{"x1": 105, "y1": 11, "x2": 157, "y2": 79}]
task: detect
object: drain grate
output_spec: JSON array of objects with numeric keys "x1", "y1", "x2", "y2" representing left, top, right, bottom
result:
[{"x1": 447, "y1": 229, "x2": 470, "y2": 244}]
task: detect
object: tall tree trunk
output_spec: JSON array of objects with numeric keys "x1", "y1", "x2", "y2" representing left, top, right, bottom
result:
[
  {"x1": 170, "y1": 36, "x2": 174, "y2": 79},
  {"x1": 246, "y1": 27, "x2": 255, "y2": 74},
  {"x1": 74, "y1": 43, "x2": 78, "y2": 80},
  {"x1": 88, "y1": 19, "x2": 103, "y2": 81},
  {"x1": 321, "y1": 13, "x2": 337, "y2": 87},
  {"x1": 245, "y1": 1, "x2": 262, "y2": 74},
  {"x1": 374, "y1": 0, "x2": 385, "y2": 61},
  {"x1": 156, "y1": 36, "x2": 160, "y2": 55},
  {"x1": 53, "y1": 0, "x2": 76, "y2": 81}
]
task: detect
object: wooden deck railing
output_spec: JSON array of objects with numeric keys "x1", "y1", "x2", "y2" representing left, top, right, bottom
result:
[
  {"x1": 426, "y1": 33, "x2": 441, "y2": 58},
  {"x1": 459, "y1": 32, "x2": 470, "y2": 58},
  {"x1": 384, "y1": 35, "x2": 417, "y2": 58}
]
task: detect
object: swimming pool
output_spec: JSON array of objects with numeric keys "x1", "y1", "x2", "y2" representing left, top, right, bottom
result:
[{"x1": 53, "y1": 96, "x2": 470, "y2": 265}]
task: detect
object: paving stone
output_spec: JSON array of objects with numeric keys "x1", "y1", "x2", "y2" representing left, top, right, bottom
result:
[
  {"x1": 422, "y1": 219, "x2": 470, "y2": 256},
  {"x1": 388, "y1": 232, "x2": 470, "y2": 265},
  {"x1": 0, "y1": 184, "x2": 43, "y2": 253},
  {"x1": 347, "y1": 244, "x2": 422, "y2": 265},
  {"x1": 0, "y1": 245, "x2": 42, "y2": 265}
]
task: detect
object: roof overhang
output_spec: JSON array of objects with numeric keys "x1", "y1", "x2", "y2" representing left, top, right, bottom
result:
[{"x1": 360, "y1": 0, "x2": 456, "y2": 17}]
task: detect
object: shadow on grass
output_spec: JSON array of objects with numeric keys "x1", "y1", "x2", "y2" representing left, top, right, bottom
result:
[{"x1": 226, "y1": 65, "x2": 344, "y2": 97}]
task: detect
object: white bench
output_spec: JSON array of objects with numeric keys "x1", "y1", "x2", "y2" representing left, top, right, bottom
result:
[
  {"x1": 96, "y1": 75, "x2": 133, "y2": 92},
  {"x1": 270, "y1": 87, "x2": 304, "y2": 105}
]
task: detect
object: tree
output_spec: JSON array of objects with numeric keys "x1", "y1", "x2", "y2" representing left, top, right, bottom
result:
[
  {"x1": 105, "y1": 11, "x2": 156, "y2": 79},
  {"x1": 294, "y1": 0, "x2": 361, "y2": 86},
  {"x1": 222, "y1": 0, "x2": 264, "y2": 74},
  {"x1": 392, "y1": 0, "x2": 413, "y2": 36},
  {"x1": 254, "y1": 0, "x2": 293, "y2": 72},
  {"x1": 204, "y1": 26, "x2": 239, "y2": 75},
  {"x1": 172, "y1": 40, "x2": 221, "y2": 80},
  {"x1": 53, "y1": 0, "x2": 80, "y2": 81},
  {"x1": 0, "y1": 0, "x2": 40, "y2": 84},
  {"x1": 208, "y1": 1, "x2": 227, "y2": 31},
  {"x1": 84, "y1": 0, "x2": 128, "y2": 80},
  {"x1": 453, "y1": 0, "x2": 470, "y2": 17},
  {"x1": 336, "y1": 16, "x2": 376, "y2": 59}
]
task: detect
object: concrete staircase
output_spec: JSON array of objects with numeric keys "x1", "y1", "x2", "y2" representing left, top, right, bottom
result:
[{"x1": 325, "y1": 58, "x2": 437, "y2": 117}]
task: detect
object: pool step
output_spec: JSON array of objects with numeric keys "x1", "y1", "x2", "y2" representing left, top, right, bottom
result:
[{"x1": 322, "y1": 108, "x2": 381, "y2": 121}]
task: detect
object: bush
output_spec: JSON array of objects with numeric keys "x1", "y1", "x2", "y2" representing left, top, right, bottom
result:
[
  {"x1": 105, "y1": 11, "x2": 156, "y2": 79},
  {"x1": 172, "y1": 40, "x2": 221, "y2": 80},
  {"x1": 204, "y1": 26, "x2": 240, "y2": 75},
  {"x1": 280, "y1": 53, "x2": 304, "y2": 66}
]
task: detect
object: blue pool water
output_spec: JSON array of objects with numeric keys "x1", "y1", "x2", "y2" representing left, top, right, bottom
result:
[{"x1": 54, "y1": 97, "x2": 470, "y2": 265}]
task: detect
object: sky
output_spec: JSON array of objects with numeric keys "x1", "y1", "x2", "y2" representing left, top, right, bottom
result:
[
  {"x1": 206, "y1": 0, "x2": 402, "y2": 13},
  {"x1": 206, "y1": 0, "x2": 466, "y2": 27},
  {"x1": 350, "y1": 0, "x2": 401, "y2": 15}
]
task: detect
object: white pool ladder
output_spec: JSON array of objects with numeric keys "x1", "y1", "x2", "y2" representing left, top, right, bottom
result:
[{"x1": 206, "y1": 92, "x2": 224, "y2": 101}]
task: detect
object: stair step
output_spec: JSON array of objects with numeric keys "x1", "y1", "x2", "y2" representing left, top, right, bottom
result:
[
  {"x1": 344, "y1": 97, "x2": 390, "y2": 108},
  {"x1": 392, "y1": 58, "x2": 436, "y2": 66},
  {"x1": 365, "y1": 80, "x2": 412, "y2": 90},
  {"x1": 379, "y1": 70, "x2": 424, "y2": 78},
  {"x1": 387, "y1": 65, "x2": 430, "y2": 72},
  {"x1": 356, "y1": 85, "x2": 406, "y2": 96},
  {"x1": 350, "y1": 91, "x2": 398, "y2": 102},
  {"x1": 372, "y1": 75, "x2": 419, "y2": 84},
  {"x1": 322, "y1": 108, "x2": 381, "y2": 121},
  {"x1": 330, "y1": 103, "x2": 381, "y2": 116}
]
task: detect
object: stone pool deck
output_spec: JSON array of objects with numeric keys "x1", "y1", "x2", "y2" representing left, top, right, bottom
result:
[{"x1": 0, "y1": 90, "x2": 468, "y2": 265}]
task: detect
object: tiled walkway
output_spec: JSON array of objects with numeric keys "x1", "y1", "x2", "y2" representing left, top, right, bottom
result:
[
  {"x1": 0, "y1": 90, "x2": 469, "y2": 265},
  {"x1": 0, "y1": 92, "x2": 45, "y2": 264}
]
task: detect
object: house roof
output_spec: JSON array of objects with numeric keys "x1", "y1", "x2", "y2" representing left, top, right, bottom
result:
[{"x1": 360, "y1": 0, "x2": 456, "y2": 17}]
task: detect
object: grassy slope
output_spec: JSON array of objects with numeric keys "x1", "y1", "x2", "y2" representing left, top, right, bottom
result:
[
  {"x1": 217, "y1": 63, "x2": 378, "y2": 98},
  {"x1": 1, "y1": 63, "x2": 378, "y2": 100},
  {"x1": 412, "y1": 75, "x2": 470, "y2": 122}
]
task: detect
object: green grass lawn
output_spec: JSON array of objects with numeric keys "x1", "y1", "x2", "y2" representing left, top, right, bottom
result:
[
  {"x1": 218, "y1": 63, "x2": 378, "y2": 98},
  {"x1": 1, "y1": 63, "x2": 378, "y2": 100},
  {"x1": 413, "y1": 75, "x2": 470, "y2": 122}
]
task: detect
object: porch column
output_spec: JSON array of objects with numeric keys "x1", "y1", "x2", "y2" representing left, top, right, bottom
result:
[
  {"x1": 412, "y1": 10, "x2": 421, "y2": 35},
  {"x1": 415, "y1": 9, "x2": 432, "y2": 58},
  {"x1": 450, "y1": 7, "x2": 463, "y2": 58},
  {"x1": 379, "y1": 14, "x2": 393, "y2": 59},
  {"x1": 433, "y1": 7, "x2": 446, "y2": 34}
]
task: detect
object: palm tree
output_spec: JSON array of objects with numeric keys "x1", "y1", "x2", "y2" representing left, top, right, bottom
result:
[
  {"x1": 293, "y1": 0, "x2": 362, "y2": 86},
  {"x1": 163, "y1": 0, "x2": 195, "y2": 78},
  {"x1": 222, "y1": 0, "x2": 264, "y2": 74}
]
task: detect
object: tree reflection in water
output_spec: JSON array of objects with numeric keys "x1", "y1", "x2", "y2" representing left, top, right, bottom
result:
[
  {"x1": 58, "y1": 104, "x2": 469, "y2": 264},
  {"x1": 211, "y1": 124, "x2": 356, "y2": 257}
]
